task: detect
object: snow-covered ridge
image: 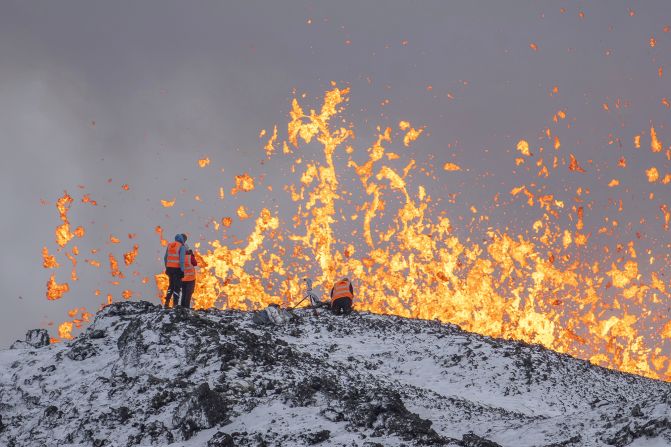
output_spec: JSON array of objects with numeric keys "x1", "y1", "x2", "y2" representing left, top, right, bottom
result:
[{"x1": 1, "y1": 301, "x2": 670, "y2": 446}]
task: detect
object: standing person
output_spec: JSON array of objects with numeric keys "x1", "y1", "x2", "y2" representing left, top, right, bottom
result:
[
  {"x1": 163, "y1": 233, "x2": 187, "y2": 308},
  {"x1": 181, "y1": 249, "x2": 198, "y2": 308},
  {"x1": 330, "y1": 277, "x2": 354, "y2": 315}
]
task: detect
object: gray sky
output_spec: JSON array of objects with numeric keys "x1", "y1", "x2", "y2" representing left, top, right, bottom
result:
[{"x1": 1, "y1": 1, "x2": 670, "y2": 349}]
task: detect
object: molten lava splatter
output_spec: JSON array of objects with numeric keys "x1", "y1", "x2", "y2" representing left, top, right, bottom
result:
[
  {"x1": 123, "y1": 244, "x2": 139, "y2": 266},
  {"x1": 42, "y1": 246, "x2": 59, "y2": 269},
  {"x1": 651, "y1": 126, "x2": 663, "y2": 153},
  {"x1": 569, "y1": 154, "x2": 586, "y2": 172},
  {"x1": 46, "y1": 274, "x2": 69, "y2": 300},
  {"x1": 55, "y1": 192, "x2": 75, "y2": 247},
  {"x1": 443, "y1": 163, "x2": 462, "y2": 171},
  {"x1": 231, "y1": 173, "x2": 256, "y2": 196},
  {"x1": 42, "y1": 85, "x2": 671, "y2": 383},
  {"x1": 517, "y1": 140, "x2": 531, "y2": 156}
]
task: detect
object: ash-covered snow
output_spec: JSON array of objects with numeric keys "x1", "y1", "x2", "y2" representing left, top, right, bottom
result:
[{"x1": 1, "y1": 301, "x2": 670, "y2": 446}]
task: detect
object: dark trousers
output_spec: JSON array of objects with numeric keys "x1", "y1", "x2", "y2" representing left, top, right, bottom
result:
[
  {"x1": 331, "y1": 297, "x2": 352, "y2": 315},
  {"x1": 181, "y1": 280, "x2": 195, "y2": 308},
  {"x1": 165, "y1": 267, "x2": 183, "y2": 307}
]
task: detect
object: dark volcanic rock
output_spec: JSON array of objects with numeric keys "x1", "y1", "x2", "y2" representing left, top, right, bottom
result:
[
  {"x1": 172, "y1": 382, "x2": 229, "y2": 440},
  {"x1": 66, "y1": 339, "x2": 98, "y2": 361},
  {"x1": 289, "y1": 376, "x2": 452, "y2": 446},
  {"x1": 345, "y1": 389, "x2": 450, "y2": 445},
  {"x1": 10, "y1": 328, "x2": 50, "y2": 349},
  {"x1": 543, "y1": 435, "x2": 582, "y2": 446},
  {"x1": 25, "y1": 329, "x2": 50, "y2": 348},
  {"x1": 100, "y1": 300, "x2": 157, "y2": 318},
  {"x1": 3, "y1": 300, "x2": 671, "y2": 447},
  {"x1": 151, "y1": 389, "x2": 177, "y2": 410},
  {"x1": 43, "y1": 405, "x2": 61, "y2": 419},
  {"x1": 113, "y1": 406, "x2": 132, "y2": 423},
  {"x1": 208, "y1": 431, "x2": 235, "y2": 447},
  {"x1": 127, "y1": 421, "x2": 174, "y2": 446},
  {"x1": 605, "y1": 417, "x2": 671, "y2": 446},
  {"x1": 117, "y1": 318, "x2": 146, "y2": 367},
  {"x1": 460, "y1": 432, "x2": 503, "y2": 447},
  {"x1": 90, "y1": 329, "x2": 106, "y2": 339},
  {"x1": 302, "y1": 429, "x2": 331, "y2": 444}
]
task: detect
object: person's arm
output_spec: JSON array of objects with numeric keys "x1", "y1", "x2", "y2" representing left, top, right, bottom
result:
[
  {"x1": 191, "y1": 253, "x2": 198, "y2": 266},
  {"x1": 179, "y1": 245, "x2": 186, "y2": 271},
  {"x1": 349, "y1": 283, "x2": 353, "y2": 294}
]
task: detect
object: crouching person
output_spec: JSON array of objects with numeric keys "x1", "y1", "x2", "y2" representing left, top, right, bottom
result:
[
  {"x1": 181, "y1": 249, "x2": 198, "y2": 308},
  {"x1": 330, "y1": 277, "x2": 353, "y2": 316}
]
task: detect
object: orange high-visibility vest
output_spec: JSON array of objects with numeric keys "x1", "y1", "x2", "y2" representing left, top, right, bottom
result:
[
  {"x1": 332, "y1": 279, "x2": 353, "y2": 300},
  {"x1": 165, "y1": 241, "x2": 182, "y2": 268},
  {"x1": 183, "y1": 261, "x2": 196, "y2": 282}
]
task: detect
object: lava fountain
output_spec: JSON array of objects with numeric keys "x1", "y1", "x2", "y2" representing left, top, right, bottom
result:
[{"x1": 44, "y1": 85, "x2": 671, "y2": 382}]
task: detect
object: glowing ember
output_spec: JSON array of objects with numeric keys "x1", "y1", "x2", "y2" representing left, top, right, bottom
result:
[
  {"x1": 569, "y1": 154, "x2": 586, "y2": 172},
  {"x1": 265, "y1": 125, "x2": 278, "y2": 157},
  {"x1": 109, "y1": 254, "x2": 123, "y2": 278},
  {"x1": 55, "y1": 192, "x2": 75, "y2": 247},
  {"x1": 58, "y1": 322, "x2": 73, "y2": 340},
  {"x1": 81, "y1": 194, "x2": 97, "y2": 205},
  {"x1": 646, "y1": 167, "x2": 660, "y2": 183},
  {"x1": 443, "y1": 162, "x2": 462, "y2": 171},
  {"x1": 161, "y1": 199, "x2": 175, "y2": 208},
  {"x1": 517, "y1": 140, "x2": 531, "y2": 156},
  {"x1": 65, "y1": 248, "x2": 78, "y2": 282},
  {"x1": 231, "y1": 173, "x2": 256, "y2": 195},
  {"x1": 198, "y1": 157, "x2": 210, "y2": 168},
  {"x1": 651, "y1": 126, "x2": 663, "y2": 152},
  {"x1": 661, "y1": 205, "x2": 671, "y2": 231},
  {"x1": 73, "y1": 226, "x2": 85, "y2": 238},
  {"x1": 399, "y1": 121, "x2": 424, "y2": 147},
  {"x1": 237, "y1": 205, "x2": 251, "y2": 220},
  {"x1": 155, "y1": 226, "x2": 168, "y2": 246},
  {"x1": 123, "y1": 244, "x2": 139, "y2": 266},
  {"x1": 42, "y1": 246, "x2": 59, "y2": 269},
  {"x1": 46, "y1": 274, "x2": 69, "y2": 300}
]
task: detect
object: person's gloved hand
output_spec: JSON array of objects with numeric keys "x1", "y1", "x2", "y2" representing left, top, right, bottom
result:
[{"x1": 180, "y1": 270, "x2": 185, "y2": 279}]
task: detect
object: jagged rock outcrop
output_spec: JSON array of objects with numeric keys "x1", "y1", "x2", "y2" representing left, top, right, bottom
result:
[
  {"x1": 1, "y1": 300, "x2": 670, "y2": 446},
  {"x1": 172, "y1": 382, "x2": 229, "y2": 439},
  {"x1": 207, "y1": 431, "x2": 235, "y2": 446},
  {"x1": 10, "y1": 328, "x2": 50, "y2": 349}
]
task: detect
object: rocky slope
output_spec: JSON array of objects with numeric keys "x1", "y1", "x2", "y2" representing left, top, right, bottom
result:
[{"x1": 1, "y1": 301, "x2": 670, "y2": 447}]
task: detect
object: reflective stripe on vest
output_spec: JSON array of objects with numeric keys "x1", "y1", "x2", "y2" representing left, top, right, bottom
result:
[
  {"x1": 183, "y1": 262, "x2": 196, "y2": 282},
  {"x1": 166, "y1": 241, "x2": 182, "y2": 268},
  {"x1": 332, "y1": 280, "x2": 353, "y2": 300}
]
